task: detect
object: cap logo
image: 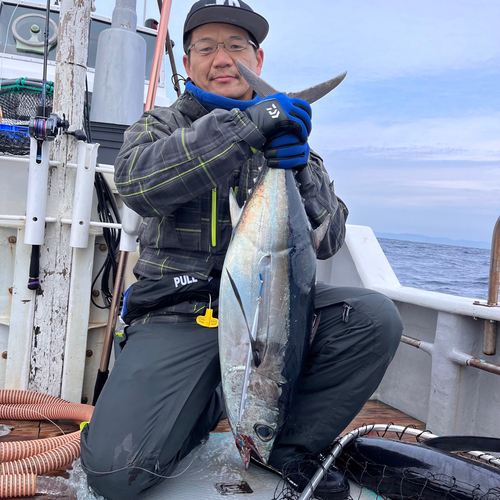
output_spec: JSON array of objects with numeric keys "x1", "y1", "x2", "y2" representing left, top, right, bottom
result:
[{"x1": 216, "y1": 0, "x2": 241, "y2": 6}]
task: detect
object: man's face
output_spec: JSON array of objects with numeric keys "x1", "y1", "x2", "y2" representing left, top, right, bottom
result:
[{"x1": 183, "y1": 23, "x2": 264, "y2": 101}]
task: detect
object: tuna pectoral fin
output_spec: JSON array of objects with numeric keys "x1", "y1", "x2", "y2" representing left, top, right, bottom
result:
[
  {"x1": 226, "y1": 270, "x2": 260, "y2": 365},
  {"x1": 313, "y1": 215, "x2": 332, "y2": 250},
  {"x1": 229, "y1": 189, "x2": 243, "y2": 228}
]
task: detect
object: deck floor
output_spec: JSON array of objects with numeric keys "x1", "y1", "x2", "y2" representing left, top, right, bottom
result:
[{"x1": 0, "y1": 400, "x2": 425, "y2": 499}]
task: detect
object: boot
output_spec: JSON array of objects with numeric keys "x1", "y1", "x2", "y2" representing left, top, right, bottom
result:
[{"x1": 284, "y1": 459, "x2": 350, "y2": 500}]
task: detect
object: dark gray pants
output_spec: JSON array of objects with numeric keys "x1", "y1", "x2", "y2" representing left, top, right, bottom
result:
[{"x1": 80, "y1": 285, "x2": 402, "y2": 500}]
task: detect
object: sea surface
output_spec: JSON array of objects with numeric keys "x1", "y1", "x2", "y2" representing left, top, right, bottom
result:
[{"x1": 378, "y1": 238, "x2": 491, "y2": 300}]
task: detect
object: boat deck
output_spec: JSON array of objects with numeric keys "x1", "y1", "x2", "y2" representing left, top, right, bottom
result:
[{"x1": 0, "y1": 400, "x2": 425, "y2": 499}]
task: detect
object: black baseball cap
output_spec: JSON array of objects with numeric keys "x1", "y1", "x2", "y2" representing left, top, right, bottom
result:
[{"x1": 183, "y1": 0, "x2": 269, "y2": 53}]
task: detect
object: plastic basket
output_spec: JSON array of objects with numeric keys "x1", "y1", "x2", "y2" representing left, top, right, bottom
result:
[{"x1": 0, "y1": 124, "x2": 30, "y2": 155}]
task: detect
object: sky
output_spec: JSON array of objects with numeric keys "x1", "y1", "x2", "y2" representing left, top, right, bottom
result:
[{"x1": 97, "y1": 0, "x2": 500, "y2": 245}]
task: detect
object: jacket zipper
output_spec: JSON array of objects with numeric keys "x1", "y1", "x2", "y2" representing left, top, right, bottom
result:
[
  {"x1": 211, "y1": 188, "x2": 217, "y2": 248},
  {"x1": 342, "y1": 303, "x2": 353, "y2": 322}
]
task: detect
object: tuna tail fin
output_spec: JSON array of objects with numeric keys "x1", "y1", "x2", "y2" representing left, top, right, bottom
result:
[
  {"x1": 313, "y1": 215, "x2": 332, "y2": 250},
  {"x1": 237, "y1": 60, "x2": 347, "y2": 104},
  {"x1": 229, "y1": 189, "x2": 243, "y2": 228}
]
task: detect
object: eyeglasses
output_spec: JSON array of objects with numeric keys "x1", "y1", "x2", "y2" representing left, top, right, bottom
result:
[{"x1": 188, "y1": 36, "x2": 257, "y2": 55}]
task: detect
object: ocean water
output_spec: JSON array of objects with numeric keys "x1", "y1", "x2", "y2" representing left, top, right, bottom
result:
[{"x1": 377, "y1": 238, "x2": 491, "y2": 300}]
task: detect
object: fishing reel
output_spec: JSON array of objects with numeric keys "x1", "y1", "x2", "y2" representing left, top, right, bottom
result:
[{"x1": 29, "y1": 108, "x2": 69, "y2": 141}]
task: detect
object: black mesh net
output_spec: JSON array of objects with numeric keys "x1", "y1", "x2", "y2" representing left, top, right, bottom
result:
[
  {"x1": 270, "y1": 426, "x2": 500, "y2": 500},
  {"x1": 0, "y1": 78, "x2": 54, "y2": 155},
  {"x1": 338, "y1": 455, "x2": 500, "y2": 500}
]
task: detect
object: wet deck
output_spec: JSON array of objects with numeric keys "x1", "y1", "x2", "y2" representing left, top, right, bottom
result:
[{"x1": 0, "y1": 400, "x2": 425, "y2": 499}]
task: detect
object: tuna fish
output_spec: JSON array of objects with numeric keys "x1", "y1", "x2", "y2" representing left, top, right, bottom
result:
[{"x1": 218, "y1": 63, "x2": 347, "y2": 468}]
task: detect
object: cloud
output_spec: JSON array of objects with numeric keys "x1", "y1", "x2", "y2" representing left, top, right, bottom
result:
[
  {"x1": 311, "y1": 113, "x2": 500, "y2": 162},
  {"x1": 259, "y1": 0, "x2": 500, "y2": 83},
  {"x1": 327, "y1": 157, "x2": 500, "y2": 210}
]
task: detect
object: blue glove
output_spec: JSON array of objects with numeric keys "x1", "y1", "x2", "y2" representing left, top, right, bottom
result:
[
  {"x1": 264, "y1": 133, "x2": 310, "y2": 170},
  {"x1": 245, "y1": 93, "x2": 312, "y2": 143}
]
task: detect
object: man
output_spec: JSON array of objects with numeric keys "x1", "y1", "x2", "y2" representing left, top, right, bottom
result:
[{"x1": 81, "y1": 2, "x2": 403, "y2": 499}]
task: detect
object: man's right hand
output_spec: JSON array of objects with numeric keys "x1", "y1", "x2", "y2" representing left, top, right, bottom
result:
[
  {"x1": 264, "y1": 133, "x2": 310, "y2": 171},
  {"x1": 245, "y1": 93, "x2": 312, "y2": 143}
]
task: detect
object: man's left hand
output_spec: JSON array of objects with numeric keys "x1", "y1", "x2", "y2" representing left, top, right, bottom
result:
[{"x1": 264, "y1": 133, "x2": 310, "y2": 171}]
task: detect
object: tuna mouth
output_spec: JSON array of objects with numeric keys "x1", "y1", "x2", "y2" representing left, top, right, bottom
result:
[{"x1": 234, "y1": 434, "x2": 265, "y2": 469}]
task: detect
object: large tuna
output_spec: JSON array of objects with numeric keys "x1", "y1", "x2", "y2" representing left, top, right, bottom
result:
[
  {"x1": 219, "y1": 164, "x2": 329, "y2": 468},
  {"x1": 218, "y1": 63, "x2": 346, "y2": 469}
]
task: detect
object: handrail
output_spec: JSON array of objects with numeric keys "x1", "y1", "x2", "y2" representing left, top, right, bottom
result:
[
  {"x1": 401, "y1": 334, "x2": 500, "y2": 376},
  {"x1": 483, "y1": 215, "x2": 500, "y2": 355}
]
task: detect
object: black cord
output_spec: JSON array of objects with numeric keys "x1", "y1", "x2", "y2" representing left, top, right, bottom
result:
[
  {"x1": 171, "y1": 73, "x2": 187, "y2": 94},
  {"x1": 84, "y1": 80, "x2": 122, "y2": 309},
  {"x1": 91, "y1": 172, "x2": 121, "y2": 309}
]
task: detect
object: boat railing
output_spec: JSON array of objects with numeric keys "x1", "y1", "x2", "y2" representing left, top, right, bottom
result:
[
  {"x1": 480, "y1": 215, "x2": 500, "y2": 355},
  {"x1": 401, "y1": 334, "x2": 500, "y2": 376},
  {"x1": 317, "y1": 224, "x2": 500, "y2": 436},
  {"x1": 317, "y1": 224, "x2": 500, "y2": 379},
  {"x1": 318, "y1": 224, "x2": 500, "y2": 323}
]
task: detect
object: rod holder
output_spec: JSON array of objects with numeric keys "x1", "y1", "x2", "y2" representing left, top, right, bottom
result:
[
  {"x1": 70, "y1": 142, "x2": 99, "y2": 248},
  {"x1": 24, "y1": 138, "x2": 50, "y2": 245},
  {"x1": 119, "y1": 204, "x2": 141, "y2": 252}
]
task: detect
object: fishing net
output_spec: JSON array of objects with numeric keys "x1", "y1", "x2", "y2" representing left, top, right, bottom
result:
[
  {"x1": 271, "y1": 424, "x2": 500, "y2": 500},
  {"x1": 0, "y1": 77, "x2": 54, "y2": 155}
]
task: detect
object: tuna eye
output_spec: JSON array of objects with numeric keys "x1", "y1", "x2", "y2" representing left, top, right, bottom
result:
[{"x1": 254, "y1": 424, "x2": 274, "y2": 442}]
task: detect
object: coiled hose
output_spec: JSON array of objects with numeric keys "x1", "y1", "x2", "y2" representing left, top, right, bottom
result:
[{"x1": 0, "y1": 390, "x2": 93, "y2": 498}]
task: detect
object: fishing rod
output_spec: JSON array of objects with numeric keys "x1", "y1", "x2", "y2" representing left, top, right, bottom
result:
[
  {"x1": 92, "y1": 0, "x2": 174, "y2": 405},
  {"x1": 26, "y1": 0, "x2": 69, "y2": 291},
  {"x1": 40, "y1": 0, "x2": 50, "y2": 117}
]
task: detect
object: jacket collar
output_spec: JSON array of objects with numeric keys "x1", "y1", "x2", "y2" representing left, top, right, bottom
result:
[{"x1": 171, "y1": 90, "x2": 210, "y2": 121}]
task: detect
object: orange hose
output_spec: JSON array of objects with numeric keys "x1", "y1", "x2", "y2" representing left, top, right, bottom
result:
[
  {"x1": 0, "y1": 390, "x2": 94, "y2": 498},
  {"x1": 0, "y1": 391, "x2": 71, "y2": 406},
  {"x1": 0, "y1": 431, "x2": 80, "y2": 462},
  {"x1": 0, "y1": 403, "x2": 93, "y2": 424},
  {"x1": 0, "y1": 441, "x2": 80, "y2": 476},
  {"x1": 0, "y1": 475, "x2": 36, "y2": 498}
]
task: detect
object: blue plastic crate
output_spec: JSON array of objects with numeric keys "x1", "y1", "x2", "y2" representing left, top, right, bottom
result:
[
  {"x1": 0, "y1": 124, "x2": 30, "y2": 154},
  {"x1": 0, "y1": 123, "x2": 29, "y2": 136}
]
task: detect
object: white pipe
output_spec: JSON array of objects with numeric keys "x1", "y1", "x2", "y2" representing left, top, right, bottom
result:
[
  {"x1": 70, "y1": 142, "x2": 99, "y2": 248},
  {"x1": 5, "y1": 154, "x2": 115, "y2": 174},
  {"x1": 0, "y1": 216, "x2": 56, "y2": 222},
  {"x1": 119, "y1": 231, "x2": 139, "y2": 252},
  {"x1": 61, "y1": 219, "x2": 122, "y2": 229},
  {"x1": 119, "y1": 204, "x2": 141, "y2": 252},
  {"x1": 24, "y1": 138, "x2": 50, "y2": 245}
]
